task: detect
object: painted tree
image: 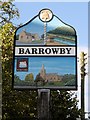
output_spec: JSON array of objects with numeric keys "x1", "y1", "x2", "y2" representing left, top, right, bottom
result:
[
  {"x1": 25, "y1": 73, "x2": 34, "y2": 82},
  {"x1": 14, "y1": 74, "x2": 21, "y2": 82},
  {"x1": 35, "y1": 73, "x2": 45, "y2": 86}
]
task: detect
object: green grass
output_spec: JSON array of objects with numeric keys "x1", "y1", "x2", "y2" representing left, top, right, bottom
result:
[
  {"x1": 14, "y1": 79, "x2": 76, "y2": 87},
  {"x1": 31, "y1": 40, "x2": 44, "y2": 44}
]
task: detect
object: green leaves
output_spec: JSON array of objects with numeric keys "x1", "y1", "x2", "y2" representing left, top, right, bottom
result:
[
  {"x1": 50, "y1": 91, "x2": 81, "y2": 120},
  {"x1": 1, "y1": 23, "x2": 15, "y2": 63},
  {"x1": 1, "y1": 23, "x2": 37, "y2": 119},
  {"x1": 0, "y1": 0, "x2": 19, "y2": 26}
]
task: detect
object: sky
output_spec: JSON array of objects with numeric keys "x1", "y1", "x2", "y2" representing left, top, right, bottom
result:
[
  {"x1": 13, "y1": 2, "x2": 88, "y2": 44},
  {"x1": 12, "y1": 1, "x2": 89, "y2": 118},
  {"x1": 16, "y1": 15, "x2": 72, "y2": 36},
  {"x1": 13, "y1": 2, "x2": 88, "y2": 47},
  {"x1": 14, "y1": 57, "x2": 76, "y2": 80}
]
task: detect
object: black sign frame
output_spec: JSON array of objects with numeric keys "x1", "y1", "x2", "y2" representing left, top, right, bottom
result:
[{"x1": 12, "y1": 8, "x2": 77, "y2": 90}]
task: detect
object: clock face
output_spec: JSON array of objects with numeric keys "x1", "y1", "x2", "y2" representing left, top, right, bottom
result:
[{"x1": 39, "y1": 9, "x2": 53, "y2": 22}]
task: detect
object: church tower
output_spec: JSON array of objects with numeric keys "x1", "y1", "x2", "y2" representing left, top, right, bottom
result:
[{"x1": 40, "y1": 64, "x2": 46, "y2": 80}]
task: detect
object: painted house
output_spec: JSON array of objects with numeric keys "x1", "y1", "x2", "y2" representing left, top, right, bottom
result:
[{"x1": 18, "y1": 30, "x2": 40, "y2": 43}]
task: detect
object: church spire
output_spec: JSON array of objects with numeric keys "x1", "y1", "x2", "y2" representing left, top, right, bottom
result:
[
  {"x1": 41, "y1": 64, "x2": 44, "y2": 70},
  {"x1": 40, "y1": 64, "x2": 46, "y2": 80}
]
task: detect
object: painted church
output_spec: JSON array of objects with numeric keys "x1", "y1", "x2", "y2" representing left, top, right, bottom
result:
[{"x1": 40, "y1": 64, "x2": 62, "y2": 82}]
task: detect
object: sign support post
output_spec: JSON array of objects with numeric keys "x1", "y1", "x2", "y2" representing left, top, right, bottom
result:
[
  {"x1": 38, "y1": 89, "x2": 50, "y2": 120},
  {"x1": 80, "y1": 52, "x2": 87, "y2": 120},
  {"x1": 81, "y1": 74, "x2": 85, "y2": 120}
]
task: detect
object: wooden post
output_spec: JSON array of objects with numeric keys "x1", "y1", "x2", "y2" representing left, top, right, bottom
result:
[{"x1": 38, "y1": 89, "x2": 50, "y2": 120}]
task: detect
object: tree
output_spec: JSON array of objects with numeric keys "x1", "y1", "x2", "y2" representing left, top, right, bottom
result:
[
  {"x1": 25, "y1": 73, "x2": 34, "y2": 82},
  {"x1": 0, "y1": 0, "x2": 19, "y2": 26},
  {"x1": 50, "y1": 91, "x2": 81, "y2": 120},
  {"x1": 0, "y1": 1, "x2": 37, "y2": 119},
  {"x1": 35, "y1": 73, "x2": 45, "y2": 86},
  {"x1": 14, "y1": 74, "x2": 21, "y2": 82},
  {"x1": 1, "y1": 23, "x2": 37, "y2": 119}
]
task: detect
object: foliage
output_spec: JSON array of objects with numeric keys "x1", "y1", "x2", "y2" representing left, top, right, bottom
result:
[
  {"x1": 1, "y1": 23, "x2": 37, "y2": 120},
  {"x1": 0, "y1": 0, "x2": 19, "y2": 26},
  {"x1": 0, "y1": 2, "x2": 37, "y2": 118},
  {"x1": 51, "y1": 91, "x2": 81, "y2": 120}
]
